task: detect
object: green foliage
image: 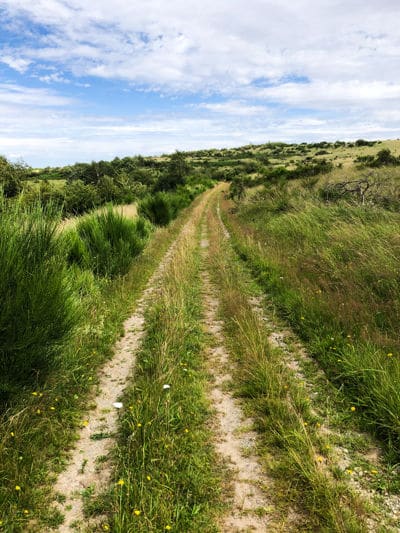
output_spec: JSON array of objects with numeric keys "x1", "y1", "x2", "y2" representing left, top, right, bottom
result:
[
  {"x1": 138, "y1": 190, "x2": 192, "y2": 226},
  {"x1": 64, "y1": 180, "x2": 100, "y2": 214},
  {"x1": 0, "y1": 156, "x2": 28, "y2": 198},
  {"x1": 0, "y1": 202, "x2": 79, "y2": 397},
  {"x1": 66, "y1": 208, "x2": 152, "y2": 277},
  {"x1": 157, "y1": 151, "x2": 191, "y2": 190},
  {"x1": 227, "y1": 185, "x2": 400, "y2": 458}
]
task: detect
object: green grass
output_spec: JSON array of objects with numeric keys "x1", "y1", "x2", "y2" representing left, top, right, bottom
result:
[
  {"x1": 90, "y1": 191, "x2": 223, "y2": 532},
  {"x1": 0, "y1": 198, "x2": 201, "y2": 532},
  {"x1": 206, "y1": 196, "x2": 368, "y2": 531},
  {"x1": 222, "y1": 175, "x2": 400, "y2": 463},
  {"x1": 65, "y1": 207, "x2": 152, "y2": 277},
  {"x1": 0, "y1": 201, "x2": 79, "y2": 399}
]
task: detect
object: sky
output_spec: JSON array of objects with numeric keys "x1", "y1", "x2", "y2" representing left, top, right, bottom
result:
[{"x1": 0, "y1": 1, "x2": 400, "y2": 167}]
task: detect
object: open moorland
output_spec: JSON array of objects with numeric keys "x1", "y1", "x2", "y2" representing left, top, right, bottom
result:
[{"x1": 1, "y1": 139, "x2": 400, "y2": 531}]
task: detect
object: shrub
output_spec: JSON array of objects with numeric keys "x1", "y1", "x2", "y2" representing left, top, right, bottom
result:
[
  {"x1": 67, "y1": 208, "x2": 151, "y2": 277},
  {"x1": 0, "y1": 202, "x2": 79, "y2": 397},
  {"x1": 64, "y1": 179, "x2": 100, "y2": 215},
  {"x1": 138, "y1": 192, "x2": 174, "y2": 226}
]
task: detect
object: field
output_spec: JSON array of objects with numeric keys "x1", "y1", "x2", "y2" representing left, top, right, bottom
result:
[{"x1": 1, "y1": 140, "x2": 400, "y2": 531}]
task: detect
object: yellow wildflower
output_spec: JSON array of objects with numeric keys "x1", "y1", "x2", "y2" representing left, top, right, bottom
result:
[
  {"x1": 15, "y1": 485, "x2": 21, "y2": 491},
  {"x1": 116, "y1": 479, "x2": 125, "y2": 486},
  {"x1": 350, "y1": 406, "x2": 356, "y2": 412},
  {"x1": 133, "y1": 510, "x2": 141, "y2": 516},
  {"x1": 165, "y1": 526, "x2": 172, "y2": 531},
  {"x1": 370, "y1": 469, "x2": 378, "y2": 475},
  {"x1": 137, "y1": 423, "x2": 142, "y2": 428},
  {"x1": 23, "y1": 510, "x2": 29, "y2": 515},
  {"x1": 36, "y1": 409, "x2": 41, "y2": 415},
  {"x1": 387, "y1": 352, "x2": 393, "y2": 357},
  {"x1": 10, "y1": 432, "x2": 14, "y2": 437},
  {"x1": 146, "y1": 475, "x2": 151, "y2": 481}
]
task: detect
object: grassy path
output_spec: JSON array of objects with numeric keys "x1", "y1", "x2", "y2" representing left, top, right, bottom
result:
[
  {"x1": 8, "y1": 185, "x2": 400, "y2": 531},
  {"x1": 54, "y1": 208, "x2": 192, "y2": 530},
  {"x1": 200, "y1": 225, "x2": 271, "y2": 531}
]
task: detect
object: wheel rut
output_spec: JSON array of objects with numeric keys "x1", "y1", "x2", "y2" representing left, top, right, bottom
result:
[
  {"x1": 200, "y1": 228, "x2": 271, "y2": 532},
  {"x1": 53, "y1": 198, "x2": 209, "y2": 531}
]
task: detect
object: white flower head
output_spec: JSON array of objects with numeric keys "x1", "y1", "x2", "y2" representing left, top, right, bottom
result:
[{"x1": 163, "y1": 384, "x2": 171, "y2": 390}]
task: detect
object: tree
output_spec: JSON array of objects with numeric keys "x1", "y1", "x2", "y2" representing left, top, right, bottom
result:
[
  {"x1": 157, "y1": 151, "x2": 190, "y2": 190},
  {"x1": 0, "y1": 156, "x2": 28, "y2": 197}
]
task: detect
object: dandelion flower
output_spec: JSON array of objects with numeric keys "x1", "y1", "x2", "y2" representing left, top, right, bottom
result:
[
  {"x1": 370, "y1": 469, "x2": 378, "y2": 475},
  {"x1": 116, "y1": 479, "x2": 125, "y2": 486},
  {"x1": 23, "y1": 510, "x2": 29, "y2": 515},
  {"x1": 10, "y1": 432, "x2": 14, "y2": 437},
  {"x1": 184, "y1": 428, "x2": 189, "y2": 433},
  {"x1": 350, "y1": 406, "x2": 356, "y2": 412},
  {"x1": 346, "y1": 469, "x2": 353, "y2": 475},
  {"x1": 133, "y1": 510, "x2": 141, "y2": 516},
  {"x1": 36, "y1": 409, "x2": 41, "y2": 415},
  {"x1": 146, "y1": 475, "x2": 151, "y2": 481},
  {"x1": 387, "y1": 353, "x2": 393, "y2": 357},
  {"x1": 50, "y1": 407, "x2": 55, "y2": 411},
  {"x1": 137, "y1": 423, "x2": 142, "y2": 428},
  {"x1": 102, "y1": 525, "x2": 110, "y2": 531},
  {"x1": 316, "y1": 456, "x2": 324, "y2": 463},
  {"x1": 15, "y1": 485, "x2": 21, "y2": 491},
  {"x1": 82, "y1": 420, "x2": 89, "y2": 427},
  {"x1": 165, "y1": 526, "x2": 172, "y2": 531}
]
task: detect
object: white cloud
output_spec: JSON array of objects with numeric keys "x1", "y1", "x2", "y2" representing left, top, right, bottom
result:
[
  {"x1": 0, "y1": 54, "x2": 31, "y2": 73},
  {"x1": 2, "y1": 0, "x2": 400, "y2": 94},
  {"x1": 0, "y1": 83, "x2": 73, "y2": 106},
  {"x1": 1, "y1": 1, "x2": 400, "y2": 164},
  {"x1": 198, "y1": 101, "x2": 268, "y2": 116}
]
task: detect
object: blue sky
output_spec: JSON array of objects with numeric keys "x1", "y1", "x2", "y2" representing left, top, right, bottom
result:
[{"x1": 0, "y1": 0, "x2": 400, "y2": 166}]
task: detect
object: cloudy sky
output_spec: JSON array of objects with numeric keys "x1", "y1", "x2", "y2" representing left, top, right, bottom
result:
[{"x1": 0, "y1": 0, "x2": 399, "y2": 166}]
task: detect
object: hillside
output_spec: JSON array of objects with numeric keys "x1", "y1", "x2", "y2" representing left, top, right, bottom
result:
[{"x1": 0, "y1": 140, "x2": 400, "y2": 531}]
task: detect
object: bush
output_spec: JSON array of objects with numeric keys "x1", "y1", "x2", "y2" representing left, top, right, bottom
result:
[
  {"x1": 138, "y1": 192, "x2": 174, "y2": 226},
  {"x1": 0, "y1": 202, "x2": 79, "y2": 397},
  {"x1": 66, "y1": 208, "x2": 151, "y2": 277},
  {"x1": 64, "y1": 179, "x2": 100, "y2": 215},
  {"x1": 138, "y1": 191, "x2": 192, "y2": 226}
]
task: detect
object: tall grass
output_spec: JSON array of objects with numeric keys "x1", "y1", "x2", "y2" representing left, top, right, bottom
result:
[
  {"x1": 66, "y1": 207, "x2": 152, "y2": 277},
  {"x1": 138, "y1": 190, "x2": 192, "y2": 226},
  {"x1": 0, "y1": 201, "x2": 79, "y2": 397},
  {"x1": 207, "y1": 200, "x2": 367, "y2": 531},
  {"x1": 223, "y1": 181, "x2": 400, "y2": 460}
]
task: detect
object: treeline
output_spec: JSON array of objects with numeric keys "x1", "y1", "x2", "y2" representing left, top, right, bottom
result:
[{"x1": 1, "y1": 151, "x2": 214, "y2": 216}]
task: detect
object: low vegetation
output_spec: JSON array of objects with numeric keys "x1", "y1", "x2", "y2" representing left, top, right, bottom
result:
[
  {"x1": 223, "y1": 165, "x2": 400, "y2": 464},
  {"x1": 207, "y1": 200, "x2": 368, "y2": 531},
  {"x1": 1, "y1": 138, "x2": 400, "y2": 530},
  {"x1": 66, "y1": 208, "x2": 151, "y2": 277}
]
